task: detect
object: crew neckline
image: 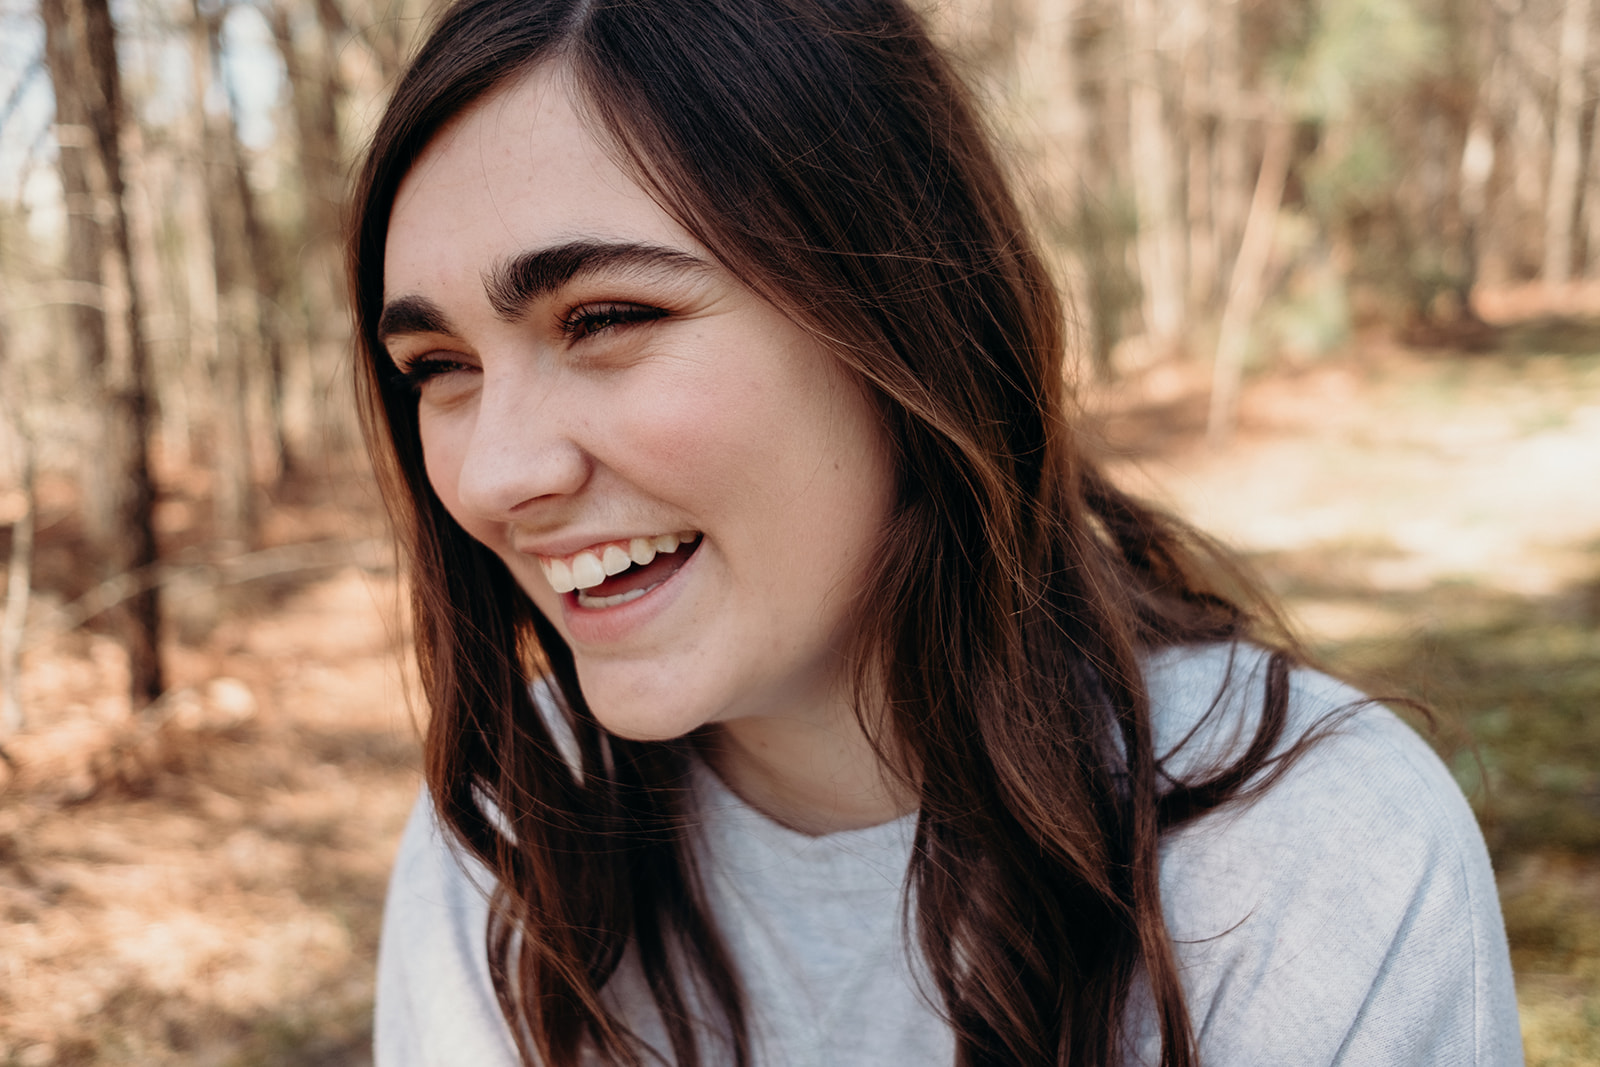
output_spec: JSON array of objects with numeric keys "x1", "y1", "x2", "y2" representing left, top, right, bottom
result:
[{"x1": 688, "y1": 757, "x2": 918, "y2": 893}]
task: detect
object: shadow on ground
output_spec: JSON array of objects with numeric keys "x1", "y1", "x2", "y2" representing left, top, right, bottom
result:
[{"x1": 1496, "y1": 315, "x2": 1600, "y2": 358}]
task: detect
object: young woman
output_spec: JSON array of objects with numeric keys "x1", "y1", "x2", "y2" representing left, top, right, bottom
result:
[{"x1": 351, "y1": 1, "x2": 1522, "y2": 1064}]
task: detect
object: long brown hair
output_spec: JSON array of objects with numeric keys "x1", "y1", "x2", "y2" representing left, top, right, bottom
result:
[{"x1": 350, "y1": 2, "x2": 1314, "y2": 1064}]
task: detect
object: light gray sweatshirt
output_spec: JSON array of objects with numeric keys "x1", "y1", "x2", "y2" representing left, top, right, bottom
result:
[{"x1": 374, "y1": 644, "x2": 1524, "y2": 1065}]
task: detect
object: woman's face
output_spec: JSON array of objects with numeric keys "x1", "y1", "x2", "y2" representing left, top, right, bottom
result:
[{"x1": 381, "y1": 67, "x2": 896, "y2": 742}]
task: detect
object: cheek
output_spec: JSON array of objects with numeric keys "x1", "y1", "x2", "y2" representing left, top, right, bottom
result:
[
  {"x1": 597, "y1": 372, "x2": 752, "y2": 490},
  {"x1": 416, "y1": 414, "x2": 472, "y2": 531}
]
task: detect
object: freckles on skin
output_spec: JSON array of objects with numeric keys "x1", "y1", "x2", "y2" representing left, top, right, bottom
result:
[{"x1": 382, "y1": 65, "x2": 896, "y2": 769}]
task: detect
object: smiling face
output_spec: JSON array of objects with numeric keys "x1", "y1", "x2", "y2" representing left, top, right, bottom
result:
[{"x1": 381, "y1": 67, "x2": 896, "y2": 744}]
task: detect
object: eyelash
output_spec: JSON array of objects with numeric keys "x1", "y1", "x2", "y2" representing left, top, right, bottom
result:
[
  {"x1": 395, "y1": 355, "x2": 472, "y2": 393},
  {"x1": 559, "y1": 302, "x2": 668, "y2": 340}
]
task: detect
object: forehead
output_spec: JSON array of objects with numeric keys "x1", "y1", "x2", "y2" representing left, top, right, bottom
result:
[{"x1": 384, "y1": 66, "x2": 689, "y2": 298}]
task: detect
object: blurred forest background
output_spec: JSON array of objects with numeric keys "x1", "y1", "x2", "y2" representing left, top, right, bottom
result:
[{"x1": 0, "y1": 0, "x2": 1597, "y2": 1062}]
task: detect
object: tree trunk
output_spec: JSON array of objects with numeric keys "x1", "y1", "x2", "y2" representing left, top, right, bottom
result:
[
  {"x1": 40, "y1": 0, "x2": 108, "y2": 408},
  {"x1": 1457, "y1": 102, "x2": 1495, "y2": 310},
  {"x1": 174, "y1": 97, "x2": 219, "y2": 472},
  {"x1": 1211, "y1": 0, "x2": 1247, "y2": 291},
  {"x1": 1208, "y1": 115, "x2": 1291, "y2": 443},
  {"x1": 223, "y1": 74, "x2": 291, "y2": 484},
  {"x1": 1127, "y1": 0, "x2": 1188, "y2": 356},
  {"x1": 1181, "y1": 0, "x2": 1217, "y2": 315},
  {"x1": 1017, "y1": 0, "x2": 1099, "y2": 368},
  {"x1": 1544, "y1": 0, "x2": 1590, "y2": 286},
  {"x1": 268, "y1": 0, "x2": 349, "y2": 459},
  {"x1": 0, "y1": 320, "x2": 33, "y2": 740},
  {"x1": 191, "y1": 1, "x2": 257, "y2": 540},
  {"x1": 1, "y1": 442, "x2": 35, "y2": 740},
  {"x1": 40, "y1": 0, "x2": 164, "y2": 708},
  {"x1": 1018, "y1": 0, "x2": 1083, "y2": 174}
]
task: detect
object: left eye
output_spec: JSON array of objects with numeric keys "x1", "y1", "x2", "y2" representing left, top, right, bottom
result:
[{"x1": 559, "y1": 303, "x2": 667, "y2": 341}]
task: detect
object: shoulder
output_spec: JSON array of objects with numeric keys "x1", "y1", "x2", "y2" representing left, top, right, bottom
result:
[
  {"x1": 374, "y1": 791, "x2": 522, "y2": 1067},
  {"x1": 1143, "y1": 642, "x2": 1471, "y2": 821},
  {"x1": 1135, "y1": 643, "x2": 1524, "y2": 1066}
]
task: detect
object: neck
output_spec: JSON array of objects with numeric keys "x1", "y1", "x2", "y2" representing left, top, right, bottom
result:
[{"x1": 698, "y1": 709, "x2": 915, "y2": 836}]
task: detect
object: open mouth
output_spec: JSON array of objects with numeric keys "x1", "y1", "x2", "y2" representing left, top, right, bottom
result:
[{"x1": 538, "y1": 532, "x2": 702, "y2": 609}]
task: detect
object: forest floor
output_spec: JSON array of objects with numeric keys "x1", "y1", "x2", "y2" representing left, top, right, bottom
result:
[{"x1": 1, "y1": 290, "x2": 1598, "y2": 1065}]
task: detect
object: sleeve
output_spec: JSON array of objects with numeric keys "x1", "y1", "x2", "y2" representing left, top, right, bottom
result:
[
  {"x1": 1132, "y1": 654, "x2": 1524, "y2": 1066},
  {"x1": 374, "y1": 791, "x2": 523, "y2": 1067}
]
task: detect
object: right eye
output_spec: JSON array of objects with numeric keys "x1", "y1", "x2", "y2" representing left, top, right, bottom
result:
[{"x1": 395, "y1": 354, "x2": 476, "y2": 395}]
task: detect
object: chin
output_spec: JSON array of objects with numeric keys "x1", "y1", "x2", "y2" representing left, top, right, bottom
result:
[
  {"x1": 590, "y1": 714, "x2": 682, "y2": 743},
  {"x1": 579, "y1": 686, "x2": 715, "y2": 744}
]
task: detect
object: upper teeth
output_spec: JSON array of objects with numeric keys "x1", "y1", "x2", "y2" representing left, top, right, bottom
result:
[{"x1": 539, "y1": 532, "x2": 696, "y2": 594}]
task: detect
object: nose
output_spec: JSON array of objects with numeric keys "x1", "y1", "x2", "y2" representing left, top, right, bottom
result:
[{"x1": 449, "y1": 363, "x2": 592, "y2": 520}]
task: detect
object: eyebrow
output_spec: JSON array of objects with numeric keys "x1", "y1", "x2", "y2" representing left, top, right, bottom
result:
[
  {"x1": 482, "y1": 240, "x2": 712, "y2": 320},
  {"x1": 377, "y1": 294, "x2": 455, "y2": 342}
]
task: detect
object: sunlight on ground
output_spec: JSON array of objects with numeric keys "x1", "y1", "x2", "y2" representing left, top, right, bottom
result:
[{"x1": 1112, "y1": 351, "x2": 1600, "y2": 601}]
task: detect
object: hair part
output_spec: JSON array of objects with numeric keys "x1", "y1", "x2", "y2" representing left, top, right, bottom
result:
[{"x1": 350, "y1": 2, "x2": 1319, "y2": 1065}]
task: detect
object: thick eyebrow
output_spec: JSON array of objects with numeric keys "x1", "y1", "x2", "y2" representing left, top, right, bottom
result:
[
  {"x1": 482, "y1": 240, "x2": 712, "y2": 320},
  {"x1": 377, "y1": 294, "x2": 456, "y2": 343}
]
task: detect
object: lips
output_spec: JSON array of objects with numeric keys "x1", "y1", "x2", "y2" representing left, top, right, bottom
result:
[{"x1": 537, "y1": 531, "x2": 702, "y2": 607}]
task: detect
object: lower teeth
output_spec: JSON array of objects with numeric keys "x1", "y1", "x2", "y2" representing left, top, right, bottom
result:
[{"x1": 575, "y1": 585, "x2": 652, "y2": 609}]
